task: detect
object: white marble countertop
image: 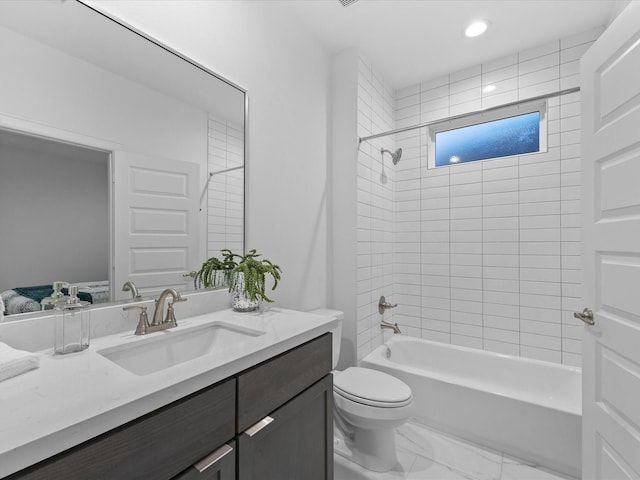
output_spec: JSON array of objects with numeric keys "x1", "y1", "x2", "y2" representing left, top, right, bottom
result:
[{"x1": 0, "y1": 306, "x2": 338, "y2": 478}]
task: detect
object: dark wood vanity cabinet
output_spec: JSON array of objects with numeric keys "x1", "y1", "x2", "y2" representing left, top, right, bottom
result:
[
  {"x1": 7, "y1": 333, "x2": 333, "y2": 480},
  {"x1": 237, "y1": 333, "x2": 334, "y2": 480},
  {"x1": 7, "y1": 378, "x2": 236, "y2": 480},
  {"x1": 238, "y1": 375, "x2": 333, "y2": 480}
]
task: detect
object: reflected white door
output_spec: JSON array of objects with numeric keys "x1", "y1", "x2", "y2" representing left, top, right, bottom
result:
[
  {"x1": 580, "y1": 2, "x2": 640, "y2": 478},
  {"x1": 113, "y1": 152, "x2": 199, "y2": 300}
]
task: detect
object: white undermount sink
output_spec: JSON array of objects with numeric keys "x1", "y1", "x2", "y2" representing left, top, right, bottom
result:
[{"x1": 98, "y1": 322, "x2": 265, "y2": 376}]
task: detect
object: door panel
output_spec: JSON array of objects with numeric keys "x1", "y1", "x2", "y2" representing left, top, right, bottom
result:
[
  {"x1": 598, "y1": 436, "x2": 636, "y2": 479},
  {"x1": 580, "y1": 2, "x2": 640, "y2": 478},
  {"x1": 113, "y1": 152, "x2": 199, "y2": 299}
]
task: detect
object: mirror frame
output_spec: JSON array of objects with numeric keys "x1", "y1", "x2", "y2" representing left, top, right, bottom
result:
[{"x1": 0, "y1": 0, "x2": 248, "y2": 320}]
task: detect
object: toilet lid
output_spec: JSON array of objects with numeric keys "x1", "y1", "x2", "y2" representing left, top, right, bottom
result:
[{"x1": 334, "y1": 367, "x2": 412, "y2": 407}]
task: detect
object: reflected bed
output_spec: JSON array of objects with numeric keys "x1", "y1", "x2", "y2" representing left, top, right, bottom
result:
[{"x1": 1, "y1": 281, "x2": 109, "y2": 316}]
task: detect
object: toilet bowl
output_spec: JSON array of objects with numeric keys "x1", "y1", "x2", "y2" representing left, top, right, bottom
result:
[
  {"x1": 309, "y1": 309, "x2": 413, "y2": 473},
  {"x1": 334, "y1": 366, "x2": 413, "y2": 472}
]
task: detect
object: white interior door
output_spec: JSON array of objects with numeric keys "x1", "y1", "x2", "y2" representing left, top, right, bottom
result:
[
  {"x1": 113, "y1": 151, "x2": 199, "y2": 300},
  {"x1": 580, "y1": 2, "x2": 640, "y2": 478}
]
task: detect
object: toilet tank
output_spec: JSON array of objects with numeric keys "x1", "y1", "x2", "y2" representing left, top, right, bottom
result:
[{"x1": 308, "y1": 309, "x2": 343, "y2": 369}]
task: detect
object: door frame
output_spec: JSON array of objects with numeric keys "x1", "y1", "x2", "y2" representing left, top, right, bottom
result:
[{"x1": 0, "y1": 113, "x2": 120, "y2": 300}]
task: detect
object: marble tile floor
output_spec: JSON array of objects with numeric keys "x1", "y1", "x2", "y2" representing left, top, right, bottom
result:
[{"x1": 334, "y1": 420, "x2": 576, "y2": 480}]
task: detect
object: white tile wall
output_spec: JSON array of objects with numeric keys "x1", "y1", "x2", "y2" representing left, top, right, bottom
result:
[
  {"x1": 371, "y1": 27, "x2": 603, "y2": 366},
  {"x1": 356, "y1": 54, "x2": 396, "y2": 361},
  {"x1": 207, "y1": 114, "x2": 244, "y2": 257}
]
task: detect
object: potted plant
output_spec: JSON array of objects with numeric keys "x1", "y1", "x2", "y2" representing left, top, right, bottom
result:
[
  {"x1": 229, "y1": 249, "x2": 282, "y2": 311},
  {"x1": 194, "y1": 249, "x2": 241, "y2": 289}
]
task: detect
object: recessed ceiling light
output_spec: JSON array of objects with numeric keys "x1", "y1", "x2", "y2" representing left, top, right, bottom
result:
[
  {"x1": 483, "y1": 84, "x2": 496, "y2": 93},
  {"x1": 465, "y1": 20, "x2": 488, "y2": 38}
]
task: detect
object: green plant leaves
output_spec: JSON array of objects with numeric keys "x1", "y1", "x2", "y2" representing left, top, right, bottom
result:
[
  {"x1": 195, "y1": 250, "x2": 239, "y2": 288},
  {"x1": 196, "y1": 249, "x2": 282, "y2": 303},
  {"x1": 229, "y1": 250, "x2": 282, "y2": 303}
]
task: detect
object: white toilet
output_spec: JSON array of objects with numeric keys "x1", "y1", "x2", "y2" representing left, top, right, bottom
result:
[{"x1": 311, "y1": 309, "x2": 413, "y2": 473}]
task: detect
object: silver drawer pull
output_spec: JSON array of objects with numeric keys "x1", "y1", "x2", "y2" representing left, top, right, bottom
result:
[
  {"x1": 194, "y1": 443, "x2": 233, "y2": 472},
  {"x1": 244, "y1": 416, "x2": 274, "y2": 437}
]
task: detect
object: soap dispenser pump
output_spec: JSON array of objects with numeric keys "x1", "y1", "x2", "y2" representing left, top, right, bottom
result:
[
  {"x1": 54, "y1": 285, "x2": 90, "y2": 354},
  {"x1": 41, "y1": 281, "x2": 69, "y2": 310}
]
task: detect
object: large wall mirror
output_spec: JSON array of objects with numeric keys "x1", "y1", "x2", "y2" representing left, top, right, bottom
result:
[{"x1": 0, "y1": 0, "x2": 246, "y2": 317}]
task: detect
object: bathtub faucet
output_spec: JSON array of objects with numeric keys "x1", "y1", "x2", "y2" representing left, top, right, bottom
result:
[{"x1": 380, "y1": 320, "x2": 401, "y2": 334}]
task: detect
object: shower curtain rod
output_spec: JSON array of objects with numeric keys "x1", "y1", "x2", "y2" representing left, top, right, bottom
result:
[
  {"x1": 209, "y1": 165, "x2": 244, "y2": 176},
  {"x1": 199, "y1": 165, "x2": 245, "y2": 210},
  {"x1": 358, "y1": 86, "x2": 580, "y2": 144}
]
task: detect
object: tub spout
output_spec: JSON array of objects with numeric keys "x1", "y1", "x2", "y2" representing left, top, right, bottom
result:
[{"x1": 380, "y1": 320, "x2": 401, "y2": 334}]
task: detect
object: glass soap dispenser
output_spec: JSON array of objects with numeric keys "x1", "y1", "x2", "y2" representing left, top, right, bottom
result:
[
  {"x1": 41, "y1": 281, "x2": 69, "y2": 310},
  {"x1": 54, "y1": 285, "x2": 90, "y2": 354}
]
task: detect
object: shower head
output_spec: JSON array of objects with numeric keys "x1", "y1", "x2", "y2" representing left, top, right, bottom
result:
[{"x1": 381, "y1": 147, "x2": 402, "y2": 165}]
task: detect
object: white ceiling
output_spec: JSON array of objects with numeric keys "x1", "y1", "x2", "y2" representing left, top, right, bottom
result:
[{"x1": 275, "y1": 0, "x2": 629, "y2": 90}]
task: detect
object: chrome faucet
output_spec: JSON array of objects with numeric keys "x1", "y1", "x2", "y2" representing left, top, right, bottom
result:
[
  {"x1": 152, "y1": 288, "x2": 187, "y2": 328},
  {"x1": 380, "y1": 320, "x2": 401, "y2": 334},
  {"x1": 122, "y1": 281, "x2": 142, "y2": 300},
  {"x1": 123, "y1": 288, "x2": 187, "y2": 335}
]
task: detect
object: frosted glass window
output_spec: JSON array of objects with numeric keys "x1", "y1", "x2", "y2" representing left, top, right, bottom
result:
[
  {"x1": 435, "y1": 112, "x2": 540, "y2": 167},
  {"x1": 428, "y1": 100, "x2": 547, "y2": 169}
]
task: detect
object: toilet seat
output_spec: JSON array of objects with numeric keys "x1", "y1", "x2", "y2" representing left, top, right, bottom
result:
[{"x1": 334, "y1": 367, "x2": 412, "y2": 408}]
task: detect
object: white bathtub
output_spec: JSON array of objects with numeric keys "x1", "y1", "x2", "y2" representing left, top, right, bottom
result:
[{"x1": 361, "y1": 335, "x2": 582, "y2": 479}]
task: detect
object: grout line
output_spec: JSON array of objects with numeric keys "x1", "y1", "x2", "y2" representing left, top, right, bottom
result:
[{"x1": 559, "y1": 94, "x2": 565, "y2": 365}]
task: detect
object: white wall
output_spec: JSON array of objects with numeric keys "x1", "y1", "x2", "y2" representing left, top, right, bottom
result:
[
  {"x1": 89, "y1": 1, "x2": 331, "y2": 311},
  {"x1": 330, "y1": 49, "x2": 360, "y2": 368},
  {"x1": 386, "y1": 27, "x2": 605, "y2": 366},
  {"x1": 0, "y1": 27, "x2": 207, "y2": 163},
  {"x1": 0, "y1": 141, "x2": 108, "y2": 292}
]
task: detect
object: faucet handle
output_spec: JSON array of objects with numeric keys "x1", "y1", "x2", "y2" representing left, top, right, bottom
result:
[
  {"x1": 123, "y1": 305, "x2": 149, "y2": 335},
  {"x1": 165, "y1": 296, "x2": 187, "y2": 327},
  {"x1": 164, "y1": 303, "x2": 177, "y2": 328},
  {"x1": 378, "y1": 296, "x2": 398, "y2": 314}
]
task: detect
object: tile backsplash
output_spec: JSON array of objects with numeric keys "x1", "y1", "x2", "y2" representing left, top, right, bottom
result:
[{"x1": 356, "y1": 26, "x2": 603, "y2": 366}]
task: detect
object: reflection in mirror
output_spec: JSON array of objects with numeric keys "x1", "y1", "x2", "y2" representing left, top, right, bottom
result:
[
  {"x1": 0, "y1": 131, "x2": 110, "y2": 314},
  {"x1": 0, "y1": 0, "x2": 245, "y2": 318}
]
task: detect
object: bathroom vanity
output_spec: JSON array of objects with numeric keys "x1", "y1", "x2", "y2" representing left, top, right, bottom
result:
[{"x1": 0, "y1": 306, "x2": 337, "y2": 480}]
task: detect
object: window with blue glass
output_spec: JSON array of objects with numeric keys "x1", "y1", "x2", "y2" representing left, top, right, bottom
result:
[{"x1": 428, "y1": 101, "x2": 547, "y2": 168}]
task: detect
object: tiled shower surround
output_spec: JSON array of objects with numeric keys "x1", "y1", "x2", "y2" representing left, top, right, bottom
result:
[
  {"x1": 356, "y1": 58, "x2": 396, "y2": 358},
  {"x1": 207, "y1": 114, "x2": 244, "y2": 257},
  {"x1": 356, "y1": 27, "x2": 604, "y2": 366}
]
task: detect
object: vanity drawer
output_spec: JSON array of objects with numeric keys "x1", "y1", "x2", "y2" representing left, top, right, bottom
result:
[
  {"x1": 10, "y1": 378, "x2": 236, "y2": 480},
  {"x1": 237, "y1": 332, "x2": 332, "y2": 432}
]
